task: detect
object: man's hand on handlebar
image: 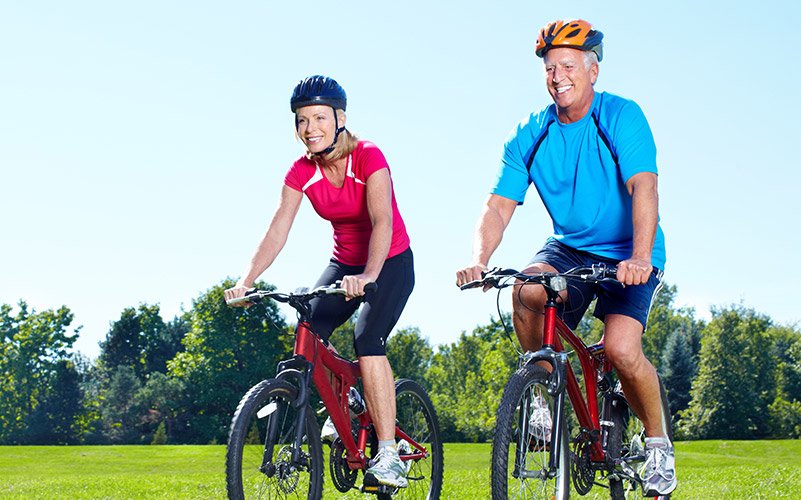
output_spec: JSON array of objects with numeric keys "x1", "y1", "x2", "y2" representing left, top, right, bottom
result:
[{"x1": 616, "y1": 257, "x2": 652, "y2": 286}]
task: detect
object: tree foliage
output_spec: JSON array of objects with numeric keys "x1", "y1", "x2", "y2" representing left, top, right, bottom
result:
[
  {"x1": 659, "y1": 329, "x2": 697, "y2": 428},
  {"x1": 427, "y1": 315, "x2": 517, "y2": 442},
  {"x1": 167, "y1": 279, "x2": 290, "y2": 443},
  {"x1": 98, "y1": 305, "x2": 186, "y2": 380},
  {"x1": 0, "y1": 302, "x2": 79, "y2": 444},
  {"x1": 679, "y1": 306, "x2": 775, "y2": 439},
  {"x1": 387, "y1": 327, "x2": 433, "y2": 390}
]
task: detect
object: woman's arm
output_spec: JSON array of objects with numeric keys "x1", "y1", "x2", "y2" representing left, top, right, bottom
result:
[
  {"x1": 340, "y1": 168, "x2": 393, "y2": 298},
  {"x1": 224, "y1": 185, "x2": 303, "y2": 304}
]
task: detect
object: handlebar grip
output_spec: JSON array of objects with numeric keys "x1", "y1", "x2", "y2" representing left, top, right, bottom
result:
[
  {"x1": 363, "y1": 282, "x2": 378, "y2": 293},
  {"x1": 227, "y1": 296, "x2": 256, "y2": 306},
  {"x1": 459, "y1": 280, "x2": 485, "y2": 290}
]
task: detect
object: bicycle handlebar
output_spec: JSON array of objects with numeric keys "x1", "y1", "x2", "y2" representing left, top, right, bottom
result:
[
  {"x1": 459, "y1": 264, "x2": 621, "y2": 292},
  {"x1": 226, "y1": 281, "x2": 378, "y2": 307}
]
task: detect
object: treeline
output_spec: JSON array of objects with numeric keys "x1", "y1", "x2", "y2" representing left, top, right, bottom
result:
[{"x1": 1, "y1": 280, "x2": 800, "y2": 445}]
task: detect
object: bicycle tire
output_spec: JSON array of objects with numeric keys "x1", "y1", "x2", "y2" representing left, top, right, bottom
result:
[
  {"x1": 491, "y1": 364, "x2": 570, "y2": 500},
  {"x1": 375, "y1": 378, "x2": 444, "y2": 500},
  {"x1": 606, "y1": 376, "x2": 672, "y2": 500},
  {"x1": 226, "y1": 378, "x2": 323, "y2": 499}
]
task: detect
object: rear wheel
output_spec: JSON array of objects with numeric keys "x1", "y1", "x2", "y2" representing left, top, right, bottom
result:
[
  {"x1": 376, "y1": 378, "x2": 443, "y2": 500},
  {"x1": 605, "y1": 377, "x2": 672, "y2": 500},
  {"x1": 491, "y1": 364, "x2": 570, "y2": 500},
  {"x1": 226, "y1": 379, "x2": 323, "y2": 499}
]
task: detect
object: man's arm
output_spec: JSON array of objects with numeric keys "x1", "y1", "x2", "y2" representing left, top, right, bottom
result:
[
  {"x1": 617, "y1": 171, "x2": 658, "y2": 285},
  {"x1": 456, "y1": 194, "x2": 518, "y2": 286}
]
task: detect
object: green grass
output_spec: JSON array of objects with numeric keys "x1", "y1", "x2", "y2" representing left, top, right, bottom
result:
[{"x1": 1, "y1": 441, "x2": 800, "y2": 499}]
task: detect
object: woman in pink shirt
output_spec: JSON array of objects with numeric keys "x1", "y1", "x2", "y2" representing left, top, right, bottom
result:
[{"x1": 224, "y1": 75, "x2": 414, "y2": 489}]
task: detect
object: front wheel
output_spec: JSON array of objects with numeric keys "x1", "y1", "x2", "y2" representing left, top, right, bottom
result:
[
  {"x1": 605, "y1": 377, "x2": 672, "y2": 500},
  {"x1": 376, "y1": 378, "x2": 444, "y2": 500},
  {"x1": 491, "y1": 364, "x2": 570, "y2": 500},
  {"x1": 226, "y1": 378, "x2": 323, "y2": 499}
]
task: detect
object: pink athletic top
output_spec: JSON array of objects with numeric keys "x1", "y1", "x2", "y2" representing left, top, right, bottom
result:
[{"x1": 284, "y1": 141, "x2": 410, "y2": 266}]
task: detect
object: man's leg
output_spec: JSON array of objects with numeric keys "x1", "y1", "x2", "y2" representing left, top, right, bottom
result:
[
  {"x1": 601, "y1": 314, "x2": 668, "y2": 437},
  {"x1": 604, "y1": 315, "x2": 677, "y2": 496},
  {"x1": 512, "y1": 263, "x2": 560, "y2": 353}
]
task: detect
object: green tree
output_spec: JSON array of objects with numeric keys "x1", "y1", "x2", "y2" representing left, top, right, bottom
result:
[
  {"x1": 0, "y1": 302, "x2": 78, "y2": 444},
  {"x1": 100, "y1": 365, "x2": 143, "y2": 443},
  {"x1": 679, "y1": 305, "x2": 774, "y2": 439},
  {"x1": 135, "y1": 371, "x2": 186, "y2": 442},
  {"x1": 659, "y1": 329, "x2": 697, "y2": 426},
  {"x1": 24, "y1": 358, "x2": 83, "y2": 444},
  {"x1": 427, "y1": 315, "x2": 517, "y2": 442},
  {"x1": 387, "y1": 327, "x2": 433, "y2": 390},
  {"x1": 641, "y1": 284, "x2": 703, "y2": 371},
  {"x1": 168, "y1": 279, "x2": 290, "y2": 443},
  {"x1": 769, "y1": 326, "x2": 801, "y2": 402},
  {"x1": 151, "y1": 421, "x2": 168, "y2": 444},
  {"x1": 99, "y1": 304, "x2": 183, "y2": 380}
]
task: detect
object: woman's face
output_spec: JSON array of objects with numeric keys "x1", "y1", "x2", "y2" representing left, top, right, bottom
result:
[{"x1": 295, "y1": 105, "x2": 343, "y2": 154}]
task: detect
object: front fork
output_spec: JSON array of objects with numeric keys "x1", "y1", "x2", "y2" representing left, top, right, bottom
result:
[
  {"x1": 520, "y1": 348, "x2": 569, "y2": 474},
  {"x1": 261, "y1": 356, "x2": 315, "y2": 473}
]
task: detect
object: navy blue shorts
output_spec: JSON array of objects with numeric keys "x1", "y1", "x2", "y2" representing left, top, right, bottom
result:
[
  {"x1": 528, "y1": 239, "x2": 663, "y2": 331},
  {"x1": 309, "y1": 247, "x2": 415, "y2": 356}
]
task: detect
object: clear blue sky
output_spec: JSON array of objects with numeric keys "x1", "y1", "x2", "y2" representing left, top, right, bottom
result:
[{"x1": 2, "y1": 1, "x2": 800, "y2": 358}]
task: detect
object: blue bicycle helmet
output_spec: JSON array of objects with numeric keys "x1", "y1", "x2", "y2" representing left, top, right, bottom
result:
[
  {"x1": 290, "y1": 75, "x2": 347, "y2": 112},
  {"x1": 291, "y1": 75, "x2": 348, "y2": 156}
]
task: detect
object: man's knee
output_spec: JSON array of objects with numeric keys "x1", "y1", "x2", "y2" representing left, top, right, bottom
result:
[{"x1": 512, "y1": 282, "x2": 547, "y2": 315}]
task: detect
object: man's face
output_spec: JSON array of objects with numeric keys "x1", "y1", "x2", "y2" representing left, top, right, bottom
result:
[{"x1": 543, "y1": 47, "x2": 598, "y2": 120}]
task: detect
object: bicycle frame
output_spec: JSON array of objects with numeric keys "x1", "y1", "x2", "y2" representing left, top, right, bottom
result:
[
  {"x1": 529, "y1": 293, "x2": 612, "y2": 466},
  {"x1": 274, "y1": 319, "x2": 428, "y2": 471}
]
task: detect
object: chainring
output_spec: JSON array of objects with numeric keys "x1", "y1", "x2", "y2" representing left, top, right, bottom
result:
[
  {"x1": 329, "y1": 438, "x2": 358, "y2": 492},
  {"x1": 571, "y1": 434, "x2": 596, "y2": 495}
]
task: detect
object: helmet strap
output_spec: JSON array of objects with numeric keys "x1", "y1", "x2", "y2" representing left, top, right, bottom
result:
[{"x1": 312, "y1": 107, "x2": 346, "y2": 157}]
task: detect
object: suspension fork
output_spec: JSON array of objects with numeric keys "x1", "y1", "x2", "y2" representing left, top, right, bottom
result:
[
  {"x1": 522, "y1": 345, "x2": 569, "y2": 474},
  {"x1": 260, "y1": 357, "x2": 315, "y2": 470}
]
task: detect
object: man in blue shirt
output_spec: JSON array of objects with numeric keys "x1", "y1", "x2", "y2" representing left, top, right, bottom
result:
[{"x1": 457, "y1": 20, "x2": 676, "y2": 496}]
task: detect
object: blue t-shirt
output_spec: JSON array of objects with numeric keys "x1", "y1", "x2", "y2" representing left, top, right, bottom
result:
[{"x1": 492, "y1": 91, "x2": 666, "y2": 270}]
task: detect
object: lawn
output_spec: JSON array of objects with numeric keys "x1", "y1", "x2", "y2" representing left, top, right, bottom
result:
[{"x1": 1, "y1": 440, "x2": 799, "y2": 498}]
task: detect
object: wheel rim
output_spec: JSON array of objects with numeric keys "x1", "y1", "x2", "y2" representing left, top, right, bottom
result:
[{"x1": 393, "y1": 386, "x2": 439, "y2": 498}]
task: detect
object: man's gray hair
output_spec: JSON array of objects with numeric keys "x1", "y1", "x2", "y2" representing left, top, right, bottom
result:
[{"x1": 583, "y1": 50, "x2": 599, "y2": 69}]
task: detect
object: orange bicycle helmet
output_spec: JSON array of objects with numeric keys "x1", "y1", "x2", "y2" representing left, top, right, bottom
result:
[{"x1": 535, "y1": 19, "x2": 604, "y2": 62}]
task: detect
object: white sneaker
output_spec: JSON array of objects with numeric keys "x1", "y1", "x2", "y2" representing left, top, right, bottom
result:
[
  {"x1": 396, "y1": 439, "x2": 413, "y2": 474},
  {"x1": 640, "y1": 436, "x2": 677, "y2": 496},
  {"x1": 364, "y1": 446, "x2": 408, "y2": 488},
  {"x1": 321, "y1": 416, "x2": 338, "y2": 444},
  {"x1": 528, "y1": 395, "x2": 552, "y2": 444}
]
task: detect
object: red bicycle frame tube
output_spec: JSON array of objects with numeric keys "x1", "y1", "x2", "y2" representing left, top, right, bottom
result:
[
  {"x1": 542, "y1": 307, "x2": 606, "y2": 461},
  {"x1": 293, "y1": 321, "x2": 428, "y2": 469}
]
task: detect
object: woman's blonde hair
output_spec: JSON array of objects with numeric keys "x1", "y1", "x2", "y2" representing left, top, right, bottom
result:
[{"x1": 299, "y1": 109, "x2": 359, "y2": 166}]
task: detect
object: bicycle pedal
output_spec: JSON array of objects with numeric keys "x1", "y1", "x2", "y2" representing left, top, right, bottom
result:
[{"x1": 360, "y1": 484, "x2": 398, "y2": 495}]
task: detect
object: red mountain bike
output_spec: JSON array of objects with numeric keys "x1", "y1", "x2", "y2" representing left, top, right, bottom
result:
[
  {"x1": 225, "y1": 283, "x2": 443, "y2": 499},
  {"x1": 462, "y1": 265, "x2": 672, "y2": 500}
]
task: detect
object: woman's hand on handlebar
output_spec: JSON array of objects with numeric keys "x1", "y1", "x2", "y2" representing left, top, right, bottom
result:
[
  {"x1": 340, "y1": 274, "x2": 375, "y2": 301},
  {"x1": 456, "y1": 263, "x2": 492, "y2": 291},
  {"x1": 224, "y1": 282, "x2": 255, "y2": 307}
]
